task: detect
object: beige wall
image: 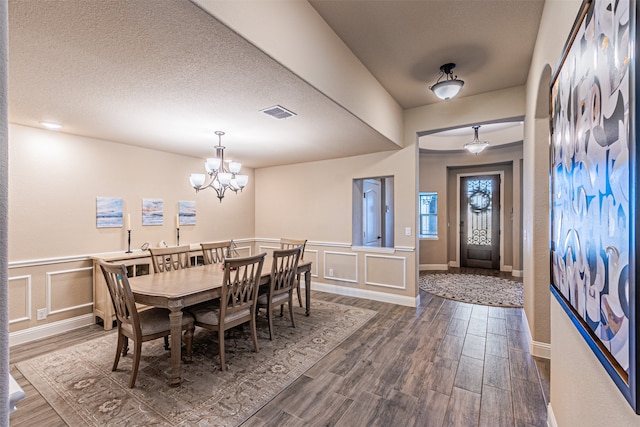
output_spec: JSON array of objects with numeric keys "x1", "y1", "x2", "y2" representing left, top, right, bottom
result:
[
  {"x1": 8, "y1": 124, "x2": 255, "y2": 333},
  {"x1": 255, "y1": 144, "x2": 418, "y2": 303},
  {"x1": 419, "y1": 144, "x2": 523, "y2": 271}
]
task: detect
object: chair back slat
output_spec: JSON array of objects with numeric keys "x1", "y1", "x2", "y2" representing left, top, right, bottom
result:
[
  {"x1": 99, "y1": 261, "x2": 141, "y2": 337},
  {"x1": 280, "y1": 238, "x2": 307, "y2": 260},
  {"x1": 201, "y1": 241, "x2": 232, "y2": 265},
  {"x1": 149, "y1": 245, "x2": 191, "y2": 273},
  {"x1": 270, "y1": 247, "x2": 302, "y2": 297},
  {"x1": 220, "y1": 253, "x2": 266, "y2": 318}
]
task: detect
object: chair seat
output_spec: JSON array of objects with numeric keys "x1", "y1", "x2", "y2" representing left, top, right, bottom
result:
[
  {"x1": 190, "y1": 304, "x2": 251, "y2": 326},
  {"x1": 257, "y1": 292, "x2": 289, "y2": 306},
  {"x1": 121, "y1": 308, "x2": 194, "y2": 337}
]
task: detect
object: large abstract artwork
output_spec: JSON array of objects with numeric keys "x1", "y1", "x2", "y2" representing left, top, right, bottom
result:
[{"x1": 550, "y1": 0, "x2": 638, "y2": 411}]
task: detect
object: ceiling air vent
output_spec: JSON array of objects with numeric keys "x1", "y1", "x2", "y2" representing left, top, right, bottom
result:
[{"x1": 259, "y1": 105, "x2": 297, "y2": 120}]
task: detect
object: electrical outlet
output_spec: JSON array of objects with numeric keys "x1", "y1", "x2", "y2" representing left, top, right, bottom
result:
[
  {"x1": 329, "y1": 268, "x2": 334, "y2": 277},
  {"x1": 36, "y1": 308, "x2": 47, "y2": 320},
  {"x1": 405, "y1": 227, "x2": 412, "y2": 236}
]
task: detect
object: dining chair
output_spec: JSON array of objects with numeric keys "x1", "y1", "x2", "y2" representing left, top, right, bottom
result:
[
  {"x1": 149, "y1": 245, "x2": 191, "y2": 273},
  {"x1": 200, "y1": 240, "x2": 232, "y2": 265},
  {"x1": 98, "y1": 261, "x2": 195, "y2": 388},
  {"x1": 257, "y1": 247, "x2": 302, "y2": 340},
  {"x1": 188, "y1": 253, "x2": 266, "y2": 370},
  {"x1": 280, "y1": 238, "x2": 307, "y2": 307}
]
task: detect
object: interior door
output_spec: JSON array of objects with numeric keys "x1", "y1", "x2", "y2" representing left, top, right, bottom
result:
[
  {"x1": 460, "y1": 175, "x2": 500, "y2": 269},
  {"x1": 363, "y1": 179, "x2": 382, "y2": 247}
]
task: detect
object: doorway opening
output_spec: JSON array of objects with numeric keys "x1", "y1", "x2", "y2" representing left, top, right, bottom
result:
[
  {"x1": 457, "y1": 173, "x2": 503, "y2": 270},
  {"x1": 352, "y1": 176, "x2": 394, "y2": 248}
]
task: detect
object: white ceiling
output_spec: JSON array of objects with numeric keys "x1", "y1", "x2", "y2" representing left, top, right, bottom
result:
[{"x1": 7, "y1": 0, "x2": 543, "y2": 167}]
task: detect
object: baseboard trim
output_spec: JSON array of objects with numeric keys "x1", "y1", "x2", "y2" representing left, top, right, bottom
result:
[
  {"x1": 547, "y1": 403, "x2": 558, "y2": 427},
  {"x1": 512, "y1": 269, "x2": 523, "y2": 278},
  {"x1": 10, "y1": 314, "x2": 95, "y2": 347},
  {"x1": 302, "y1": 281, "x2": 419, "y2": 307},
  {"x1": 531, "y1": 340, "x2": 551, "y2": 359},
  {"x1": 448, "y1": 261, "x2": 460, "y2": 268},
  {"x1": 419, "y1": 264, "x2": 448, "y2": 271}
]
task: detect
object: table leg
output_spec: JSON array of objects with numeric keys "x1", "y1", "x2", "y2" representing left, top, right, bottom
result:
[
  {"x1": 168, "y1": 305, "x2": 183, "y2": 387},
  {"x1": 304, "y1": 269, "x2": 311, "y2": 316}
]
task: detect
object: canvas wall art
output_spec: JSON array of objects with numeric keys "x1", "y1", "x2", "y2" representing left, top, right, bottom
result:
[
  {"x1": 178, "y1": 201, "x2": 196, "y2": 226},
  {"x1": 96, "y1": 197, "x2": 123, "y2": 228},
  {"x1": 142, "y1": 198, "x2": 163, "y2": 226},
  {"x1": 550, "y1": 0, "x2": 638, "y2": 411}
]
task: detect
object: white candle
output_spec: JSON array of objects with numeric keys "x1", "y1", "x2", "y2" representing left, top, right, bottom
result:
[
  {"x1": 176, "y1": 213, "x2": 180, "y2": 229},
  {"x1": 126, "y1": 214, "x2": 131, "y2": 231}
]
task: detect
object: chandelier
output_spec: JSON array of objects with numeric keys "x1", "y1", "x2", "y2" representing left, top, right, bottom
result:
[
  {"x1": 430, "y1": 63, "x2": 464, "y2": 100},
  {"x1": 464, "y1": 125, "x2": 490, "y2": 155},
  {"x1": 189, "y1": 131, "x2": 248, "y2": 202}
]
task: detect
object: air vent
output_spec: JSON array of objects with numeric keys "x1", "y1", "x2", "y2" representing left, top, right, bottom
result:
[{"x1": 259, "y1": 105, "x2": 297, "y2": 120}]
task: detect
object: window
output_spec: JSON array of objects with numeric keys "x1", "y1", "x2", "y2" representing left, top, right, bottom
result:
[{"x1": 419, "y1": 192, "x2": 438, "y2": 238}]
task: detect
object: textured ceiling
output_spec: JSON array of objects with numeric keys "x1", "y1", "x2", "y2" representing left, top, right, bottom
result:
[{"x1": 8, "y1": 0, "x2": 543, "y2": 165}]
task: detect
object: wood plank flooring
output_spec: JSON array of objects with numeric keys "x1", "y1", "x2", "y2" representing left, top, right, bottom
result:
[{"x1": 10, "y1": 283, "x2": 549, "y2": 426}]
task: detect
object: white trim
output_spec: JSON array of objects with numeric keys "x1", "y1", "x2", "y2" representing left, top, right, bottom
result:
[
  {"x1": 455, "y1": 171, "x2": 505, "y2": 270},
  {"x1": 448, "y1": 260, "x2": 460, "y2": 268},
  {"x1": 419, "y1": 264, "x2": 448, "y2": 271},
  {"x1": 46, "y1": 267, "x2": 94, "y2": 316},
  {"x1": 547, "y1": 403, "x2": 558, "y2": 427},
  {"x1": 233, "y1": 244, "x2": 253, "y2": 256},
  {"x1": 393, "y1": 246, "x2": 415, "y2": 252},
  {"x1": 351, "y1": 246, "x2": 395, "y2": 254},
  {"x1": 512, "y1": 269, "x2": 523, "y2": 278},
  {"x1": 502, "y1": 265, "x2": 513, "y2": 272},
  {"x1": 258, "y1": 244, "x2": 279, "y2": 253},
  {"x1": 523, "y1": 309, "x2": 551, "y2": 359},
  {"x1": 9, "y1": 254, "x2": 91, "y2": 269},
  {"x1": 364, "y1": 254, "x2": 406, "y2": 289},
  {"x1": 9, "y1": 314, "x2": 95, "y2": 347},
  {"x1": 323, "y1": 251, "x2": 358, "y2": 283},
  {"x1": 307, "y1": 281, "x2": 419, "y2": 307},
  {"x1": 8, "y1": 275, "x2": 31, "y2": 324},
  {"x1": 531, "y1": 340, "x2": 551, "y2": 359},
  {"x1": 304, "y1": 249, "x2": 320, "y2": 278}
]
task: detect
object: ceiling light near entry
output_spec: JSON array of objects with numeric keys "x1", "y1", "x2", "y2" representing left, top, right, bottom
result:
[
  {"x1": 39, "y1": 121, "x2": 62, "y2": 130},
  {"x1": 429, "y1": 63, "x2": 464, "y2": 100},
  {"x1": 464, "y1": 125, "x2": 490, "y2": 155}
]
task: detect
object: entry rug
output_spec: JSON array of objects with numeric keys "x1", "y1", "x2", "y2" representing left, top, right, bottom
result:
[
  {"x1": 419, "y1": 273, "x2": 523, "y2": 307},
  {"x1": 17, "y1": 300, "x2": 376, "y2": 426}
]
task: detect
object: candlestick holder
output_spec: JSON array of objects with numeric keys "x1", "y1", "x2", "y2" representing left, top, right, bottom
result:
[
  {"x1": 126, "y1": 230, "x2": 132, "y2": 253},
  {"x1": 176, "y1": 228, "x2": 180, "y2": 246}
]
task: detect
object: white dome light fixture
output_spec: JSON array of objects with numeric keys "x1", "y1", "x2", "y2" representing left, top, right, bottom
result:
[
  {"x1": 189, "y1": 131, "x2": 248, "y2": 202},
  {"x1": 429, "y1": 63, "x2": 464, "y2": 100},
  {"x1": 464, "y1": 125, "x2": 490, "y2": 155}
]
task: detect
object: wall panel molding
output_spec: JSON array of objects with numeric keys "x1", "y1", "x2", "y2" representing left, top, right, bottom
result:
[
  {"x1": 8, "y1": 275, "x2": 31, "y2": 324},
  {"x1": 323, "y1": 251, "x2": 358, "y2": 283},
  {"x1": 364, "y1": 254, "x2": 406, "y2": 289},
  {"x1": 46, "y1": 267, "x2": 93, "y2": 315}
]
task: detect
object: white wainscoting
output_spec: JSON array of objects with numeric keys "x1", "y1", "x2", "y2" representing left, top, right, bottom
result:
[
  {"x1": 8, "y1": 275, "x2": 31, "y2": 324},
  {"x1": 364, "y1": 254, "x2": 406, "y2": 289},
  {"x1": 46, "y1": 267, "x2": 94, "y2": 315},
  {"x1": 323, "y1": 251, "x2": 358, "y2": 283}
]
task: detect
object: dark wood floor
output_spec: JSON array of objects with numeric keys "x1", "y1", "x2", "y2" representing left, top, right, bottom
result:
[{"x1": 10, "y1": 274, "x2": 549, "y2": 427}]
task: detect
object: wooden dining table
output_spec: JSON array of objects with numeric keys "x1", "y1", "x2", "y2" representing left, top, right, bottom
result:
[{"x1": 127, "y1": 258, "x2": 312, "y2": 386}]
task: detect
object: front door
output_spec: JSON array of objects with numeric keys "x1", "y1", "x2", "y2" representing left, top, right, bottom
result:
[
  {"x1": 460, "y1": 175, "x2": 500, "y2": 269},
  {"x1": 363, "y1": 179, "x2": 382, "y2": 247}
]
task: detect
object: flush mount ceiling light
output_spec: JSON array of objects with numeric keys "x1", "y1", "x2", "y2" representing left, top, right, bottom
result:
[
  {"x1": 39, "y1": 121, "x2": 62, "y2": 130},
  {"x1": 464, "y1": 125, "x2": 490, "y2": 155},
  {"x1": 189, "y1": 131, "x2": 248, "y2": 202},
  {"x1": 429, "y1": 63, "x2": 464, "y2": 100}
]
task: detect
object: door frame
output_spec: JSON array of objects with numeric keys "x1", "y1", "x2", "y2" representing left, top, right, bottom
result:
[{"x1": 454, "y1": 171, "x2": 505, "y2": 271}]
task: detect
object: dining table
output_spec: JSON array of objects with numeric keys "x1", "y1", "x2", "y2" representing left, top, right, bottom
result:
[{"x1": 127, "y1": 257, "x2": 312, "y2": 386}]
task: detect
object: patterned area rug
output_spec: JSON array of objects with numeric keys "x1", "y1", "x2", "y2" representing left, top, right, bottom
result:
[
  {"x1": 419, "y1": 273, "x2": 523, "y2": 307},
  {"x1": 16, "y1": 300, "x2": 376, "y2": 426}
]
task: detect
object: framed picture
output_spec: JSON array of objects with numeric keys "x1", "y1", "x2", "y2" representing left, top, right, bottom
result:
[
  {"x1": 549, "y1": 0, "x2": 638, "y2": 412},
  {"x1": 96, "y1": 197, "x2": 123, "y2": 228},
  {"x1": 178, "y1": 201, "x2": 196, "y2": 226},
  {"x1": 142, "y1": 198, "x2": 163, "y2": 226}
]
